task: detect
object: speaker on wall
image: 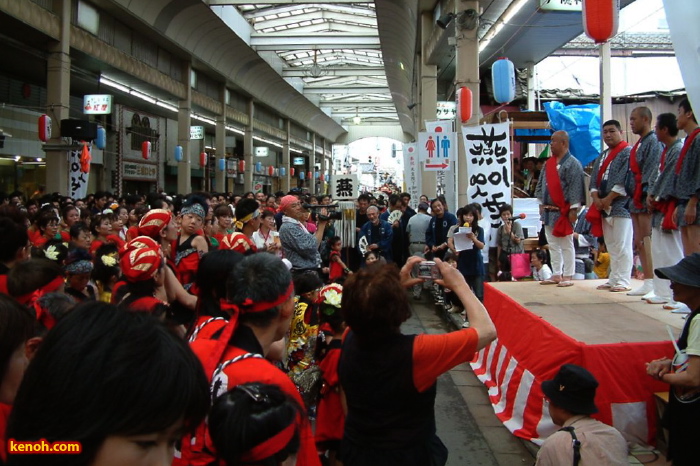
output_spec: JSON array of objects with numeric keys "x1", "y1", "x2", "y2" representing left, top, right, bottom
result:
[{"x1": 61, "y1": 119, "x2": 98, "y2": 140}]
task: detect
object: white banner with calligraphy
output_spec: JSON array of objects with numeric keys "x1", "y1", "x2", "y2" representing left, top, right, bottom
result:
[
  {"x1": 403, "y1": 143, "x2": 421, "y2": 208},
  {"x1": 69, "y1": 145, "x2": 90, "y2": 200},
  {"x1": 331, "y1": 174, "x2": 359, "y2": 200},
  {"x1": 463, "y1": 122, "x2": 512, "y2": 246}
]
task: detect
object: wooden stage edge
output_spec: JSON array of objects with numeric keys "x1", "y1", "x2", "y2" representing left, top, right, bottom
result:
[{"x1": 487, "y1": 278, "x2": 686, "y2": 345}]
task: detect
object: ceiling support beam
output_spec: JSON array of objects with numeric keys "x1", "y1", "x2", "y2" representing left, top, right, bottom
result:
[{"x1": 251, "y1": 34, "x2": 380, "y2": 51}]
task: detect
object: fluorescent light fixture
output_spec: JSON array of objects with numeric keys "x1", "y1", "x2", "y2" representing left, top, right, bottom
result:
[
  {"x1": 130, "y1": 90, "x2": 156, "y2": 104},
  {"x1": 225, "y1": 125, "x2": 245, "y2": 135},
  {"x1": 192, "y1": 114, "x2": 216, "y2": 125},
  {"x1": 290, "y1": 148, "x2": 303, "y2": 154},
  {"x1": 14, "y1": 156, "x2": 20, "y2": 162},
  {"x1": 503, "y1": 0, "x2": 528, "y2": 23},
  {"x1": 99, "y1": 76, "x2": 129, "y2": 93},
  {"x1": 156, "y1": 100, "x2": 178, "y2": 112},
  {"x1": 479, "y1": 0, "x2": 527, "y2": 54}
]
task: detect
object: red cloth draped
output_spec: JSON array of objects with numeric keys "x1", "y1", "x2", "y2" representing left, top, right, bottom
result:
[
  {"x1": 629, "y1": 138, "x2": 644, "y2": 209},
  {"x1": 545, "y1": 157, "x2": 573, "y2": 237},
  {"x1": 587, "y1": 141, "x2": 630, "y2": 236},
  {"x1": 675, "y1": 127, "x2": 700, "y2": 175}
]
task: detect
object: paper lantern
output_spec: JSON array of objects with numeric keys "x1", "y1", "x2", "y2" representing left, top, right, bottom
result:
[
  {"x1": 583, "y1": 0, "x2": 619, "y2": 44},
  {"x1": 456, "y1": 87, "x2": 472, "y2": 124},
  {"x1": 199, "y1": 152, "x2": 207, "y2": 168},
  {"x1": 38, "y1": 114, "x2": 52, "y2": 142},
  {"x1": 280, "y1": 167, "x2": 286, "y2": 176},
  {"x1": 320, "y1": 172, "x2": 325, "y2": 182},
  {"x1": 174, "y1": 145, "x2": 183, "y2": 162},
  {"x1": 290, "y1": 167, "x2": 295, "y2": 177},
  {"x1": 80, "y1": 143, "x2": 91, "y2": 173},
  {"x1": 218, "y1": 158, "x2": 226, "y2": 171},
  {"x1": 267, "y1": 165, "x2": 274, "y2": 176},
  {"x1": 95, "y1": 127, "x2": 106, "y2": 149},
  {"x1": 255, "y1": 161, "x2": 262, "y2": 173},
  {"x1": 315, "y1": 171, "x2": 320, "y2": 179},
  {"x1": 238, "y1": 159, "x2": 245, "y2": 172},
  {"x1": 492, "y1": 57, "x2": 516, "y2": 104},
  {"x1": 307, "y1": 171, "x2": 312, "y2": 180},
  {"x1": 299, "y1": 171, "x2": 305, "y2": 180},
  {"x1": 141, "y1": 141, "x2": 151, "y2": 160}
]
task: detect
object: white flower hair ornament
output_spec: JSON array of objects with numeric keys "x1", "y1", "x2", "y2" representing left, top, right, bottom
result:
[
  {"x1": 44, "y1": 245, "x2": 59, "y2": 261},
  {"x1": 101, "y1": 254, "x2": 118, "y2": 267},
  {"x1": 319, "y1": 284, "x2": 343, "y2": 309}
]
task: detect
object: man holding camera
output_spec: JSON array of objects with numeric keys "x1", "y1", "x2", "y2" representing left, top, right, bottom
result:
[{"x1": 278, "y1": 195, "x2": 328, "y2": 273}]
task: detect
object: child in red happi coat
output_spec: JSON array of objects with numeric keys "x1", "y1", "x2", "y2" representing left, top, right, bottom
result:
[{"x1": 315, "y1": 284, "x2": 345, "y2": 466}]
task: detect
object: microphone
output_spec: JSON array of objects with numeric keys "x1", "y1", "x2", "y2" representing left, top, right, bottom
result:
[{"x1": 509, "y1": 213, "x2": 527, "y2": 222}]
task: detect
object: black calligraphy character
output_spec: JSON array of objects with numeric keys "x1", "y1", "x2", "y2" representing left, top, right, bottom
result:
[{"x1": 335, "y1": 179, "x2": 354, "y2": 197}]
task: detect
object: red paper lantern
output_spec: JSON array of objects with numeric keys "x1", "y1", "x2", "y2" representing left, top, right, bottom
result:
[
  {"x1": 456, "y1": 87, "x2": 472, "y2": 124},
  {"x1": 583, "y1": 0, "x2": 619, "y2": 44},
  {"x1": 238, "y1": 159, "x2": 245, "y2": 173},
  {"x1": 290, "y1": 167, "x2": 295, "y2": 177},
  {"x1": 199, "y1": 152, "x2": 207, "y2": 168},
  {"x1": 267, "y1": 165, "x2": 274, "y2": 176},
  {"x1": 141, "y1": 141, "x2": 151, "y2": 160},
  {"x1": 307, "y1": 171, "x2": 312, "y2": 181},
  {"x1": 320, "y1": 173, "x2": 325, "y2": 182},
  {"x1": 38, "y1": 114, "x2": 51, "y2": 142}
]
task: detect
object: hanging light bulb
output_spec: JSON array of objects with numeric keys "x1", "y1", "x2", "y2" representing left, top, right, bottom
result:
[{"x1": 352, "y1": 106, "x2": 362, "y2": 125}]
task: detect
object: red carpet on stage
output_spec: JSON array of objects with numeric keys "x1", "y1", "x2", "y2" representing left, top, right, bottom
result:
[{"x1": 471, "y1": 282, "x2": 673, "y2": 446}]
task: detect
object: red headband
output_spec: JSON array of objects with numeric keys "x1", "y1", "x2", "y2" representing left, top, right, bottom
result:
[
  {"x1": 16, "y1": 275, "x2": 65, "y2": 307},
  {"x1": 203, "y1": 282, "x2": 295, "y2": 383},
  {"x1": 240, "y1": 418, "x2": 298, "y2": 462},
  {"x1": 238, "y1": 283, "x2": 294, "y2": 314}
]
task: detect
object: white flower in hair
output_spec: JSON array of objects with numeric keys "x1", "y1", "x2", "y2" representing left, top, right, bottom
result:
[
  {"x1": 101, "y1": 254, "x2": 117, "y2": 267},
  {"x1": 44, "y1": 245, "x2": 59, "y2": 261},
  {"x1": 324, "y1": 289, "x2": 342, "y2": 308}
]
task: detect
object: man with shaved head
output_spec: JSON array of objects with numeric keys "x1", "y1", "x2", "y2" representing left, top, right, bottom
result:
[
  {"x1": 627, "y1": 106, "x2": 663, "y2": 298},
  {"x1": 535, "y1": 131, "x2": 586, "y2": 287}
]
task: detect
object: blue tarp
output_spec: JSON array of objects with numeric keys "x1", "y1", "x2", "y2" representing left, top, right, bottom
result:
[
  {"x1": 514, "y1": 128, "x2": 553, "y2": 143},
  {"x1": 543, "y1": 101, "x2": 601, "y2": 166}
]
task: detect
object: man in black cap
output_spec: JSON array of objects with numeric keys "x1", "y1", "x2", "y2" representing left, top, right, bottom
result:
[
  {"x1": 536, "y1": 364, "x2": 628, "y2": 466},
  {"x1": 645, "y1": 253, "x2": 700, "y2": 465}
]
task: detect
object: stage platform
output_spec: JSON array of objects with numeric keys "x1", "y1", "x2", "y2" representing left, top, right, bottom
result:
[{"x1": 471, "y1": 278, "x2": 678, "y2": 448}]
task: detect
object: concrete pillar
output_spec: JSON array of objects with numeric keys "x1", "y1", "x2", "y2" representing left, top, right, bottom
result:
[
  {"x1": 281, "y1": 120, "x2": 291, "y2": 193},
  {"x1": 215, "y1": 85, "x2": 226, "y2": 192},
  {"x1": 45, "y1": 0, "x2": 72, "y2": 195},
  {"x1": 311, "y1": 133, "x2": 317, "y2": 194},
  {"x1": 420, "y1": 12, "x2": 437, "y2": 198},
  {"x1": 320, "y1": 139, "x2": 328, "y2": 195},
  {"x1": 177, "y1": 62, "x2": 192, "y2": 195},
  {"x1": 244, "y1": 99, "x2": 254, "y2": 192},
  {"x1": 454, "y1": 0, "x2": 480, "y2": 208},
  {"x1": 526, "y1": 61, "x2": 537, "y2": 158}
]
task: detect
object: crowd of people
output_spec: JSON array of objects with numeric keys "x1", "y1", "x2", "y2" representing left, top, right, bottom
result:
[
  {"x1": 0, "y1": 99, "x2": 697, "y2": 465},
  {"x1": 0, "y1": 181, "x2": 499, "y2": 466}
]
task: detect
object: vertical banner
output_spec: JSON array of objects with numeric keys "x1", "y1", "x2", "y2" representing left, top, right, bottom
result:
[
  {"x1": 664, "y1": 0, "x2": 700, "y2": 113},
  {"x1": 69, "y1": 145, "x2": 90, "y2": 200},
  {"x1": 463, "y1": 122, "x2": 511, "y2": 246},
  {"x1": 402, "y1": 143, "x2": 421, "y2": 208}
]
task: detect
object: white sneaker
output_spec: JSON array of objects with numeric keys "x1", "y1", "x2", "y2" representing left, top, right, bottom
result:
[
  {"x1": 627, "y1": 280, "x2": 653, "y2": 296},
  {"x1": 641, "y1": 290, "x2": 656, "y2": 300},
  {"x1": 646, "y1": 296, "x2": 669, "y2": 305}
]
